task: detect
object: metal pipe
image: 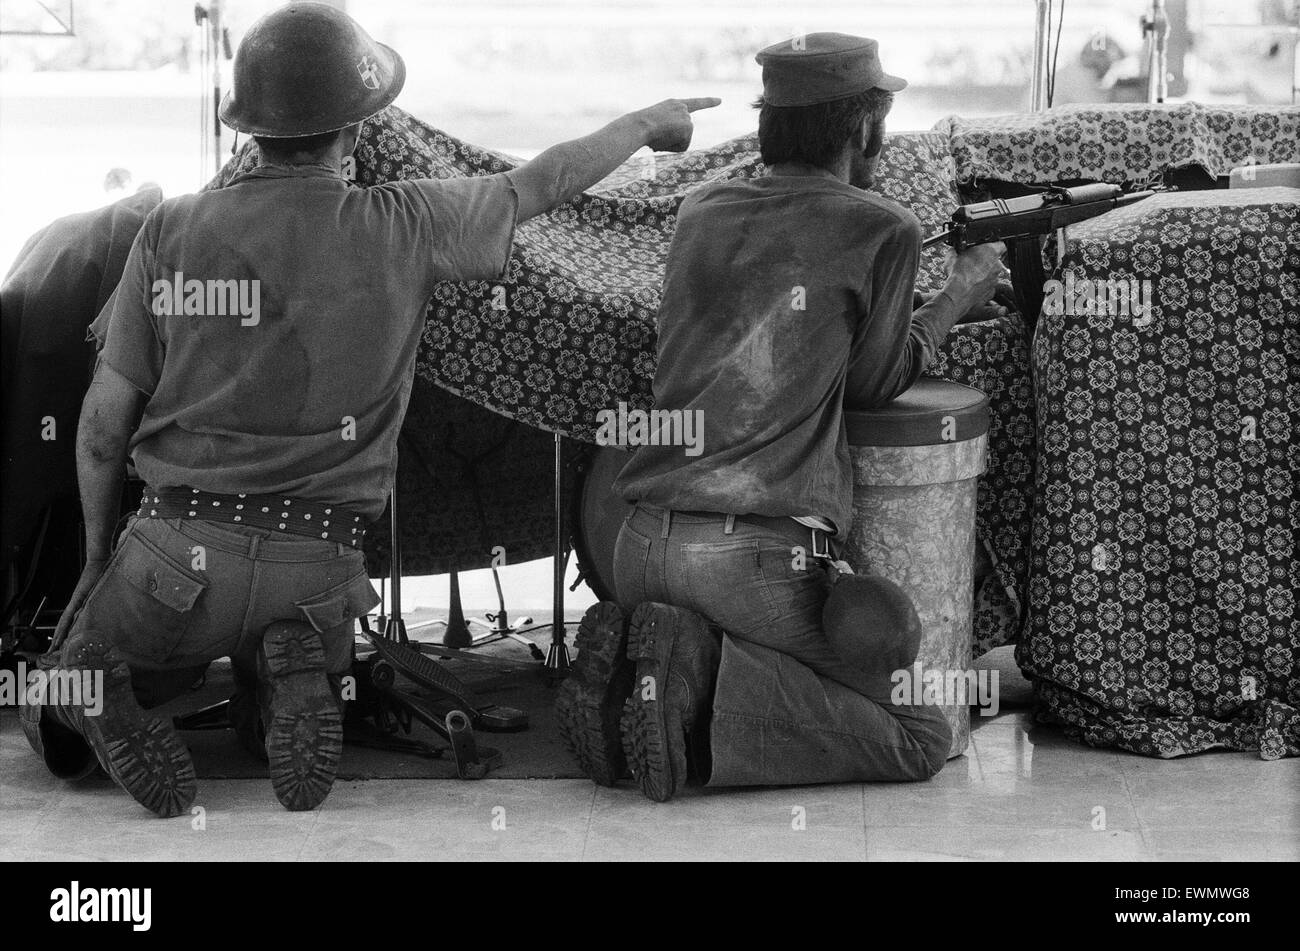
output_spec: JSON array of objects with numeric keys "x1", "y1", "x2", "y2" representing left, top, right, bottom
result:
[
  {"x1": 1030, "y1": 0, "x2": 1051, "y2": 111},
  {"x1": 1143, "y1": 0, "x2": 1170, "y2": 103},
  {"x1": 210, "y1": 0, "x2": 223, "y2": 173},
  {"x1": 552, "y1": 434, "x2": 564, "y2": 645},
  {"x1": 546, "y1": 433, "x2": 571, "y2": 671},
  {"x1": 389, "y1": 487, "x2": 403, "y2": 640}
]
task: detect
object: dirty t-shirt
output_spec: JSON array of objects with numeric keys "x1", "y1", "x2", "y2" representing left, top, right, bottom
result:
[
  {"x1": 611, "y1": 171, "x2": 950, "y2": 534},
  {"x1": 89, "y1": 163, "x2": 517, "y2": 522}
]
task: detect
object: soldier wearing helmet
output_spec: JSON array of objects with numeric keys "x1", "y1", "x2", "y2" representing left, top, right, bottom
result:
[{"x1": 27, "y1": 2, "x2": 718, "y2": 817}]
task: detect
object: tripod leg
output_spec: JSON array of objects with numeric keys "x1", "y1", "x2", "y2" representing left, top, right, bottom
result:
[
  {"x1": 389, "y1": 487, "x2": 406, "y2": 644},
  {"x1": 546, "y1": 433, "x2": 572, "y2": 672},
  {"x1": 441, "y1": 570, "x2": 473, "y2": 647}
]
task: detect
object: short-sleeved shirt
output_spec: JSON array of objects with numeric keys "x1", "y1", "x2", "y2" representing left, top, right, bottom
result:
[
  {"x1": 611, "y1": 171, "x2": 945, "y2": 533},
  {"x1": 90, "y1": 164, "x2": 517, "y2": 521}
]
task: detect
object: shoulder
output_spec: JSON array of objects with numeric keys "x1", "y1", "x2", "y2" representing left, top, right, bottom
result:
[
  {"x1": 143, "y1": 191, "x2": 208, "y2": 234},
  {"x1": 677, "y1": 178, "x2": 765, "y2": 214},
  {"x1": 378, "y1": 174, "x2": 515, "y2": 215},
  {"x1": 834, "y1": 187, "x2": 922, "y2": 243}
]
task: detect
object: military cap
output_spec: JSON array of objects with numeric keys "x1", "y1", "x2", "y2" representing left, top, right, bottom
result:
[{"x1": 755, "y1": 32, "x2": 906, "y2": 107}]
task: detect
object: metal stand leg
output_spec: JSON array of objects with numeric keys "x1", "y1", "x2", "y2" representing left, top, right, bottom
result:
[
  {"x1": 389, "y1": 491, "x2": 406, "y2": 644},
  {"x1": 432, "y1": 567, "x2": 540, "y2": 657},
  {"x1": 440, "y1": 570, "x2": 473, "y2": 647},
  {"x1": 545, "y1": 432, "x2": 572, "y2": 673}
]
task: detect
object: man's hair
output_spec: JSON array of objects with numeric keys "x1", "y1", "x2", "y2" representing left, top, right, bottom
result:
[
  {"x1": 754, "y1": 88, "x2": 893, "y2": 169},
  {"x1": 253, "y1": 129, "x2": 344, "y2": 162}
]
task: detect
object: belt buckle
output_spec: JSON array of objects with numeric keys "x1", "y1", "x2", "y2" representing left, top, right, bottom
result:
[{"x1": 810, "y1": 528, "x2": 831, "y2": 561}]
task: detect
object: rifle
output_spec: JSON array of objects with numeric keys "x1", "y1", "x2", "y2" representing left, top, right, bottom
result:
[{"x1": 922, "y1": 183, "x2": 1155, "y2": 332}]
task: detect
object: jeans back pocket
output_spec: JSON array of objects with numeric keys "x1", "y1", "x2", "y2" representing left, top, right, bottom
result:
[
  {"x1": 95, "y1": 531, "x2": 210, "y2": 667},
  {"x1": 681, "y1": 538, "x2": 780, "y2": 632}
]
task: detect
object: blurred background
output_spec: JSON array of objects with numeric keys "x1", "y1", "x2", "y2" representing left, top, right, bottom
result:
[
  {"x1": 2, "y1": 0, "x2": 1296, "y2": 613},
  {"x1": 3, "y1": 0, "x2": 1298, "y2": 275}
]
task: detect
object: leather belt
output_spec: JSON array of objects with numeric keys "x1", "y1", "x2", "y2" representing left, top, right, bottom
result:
[
  {"x1": 139, "y1": 486, "x2": 368, "y2": 548},
  {"x1": 659, "y1": 507, "x2": 841, "y2": 563}
]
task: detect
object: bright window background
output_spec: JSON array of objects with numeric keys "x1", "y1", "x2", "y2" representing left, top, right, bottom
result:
[
  {"x1": 3, "y1": 0, "x2": 1297, "y2": 273},
  {"x1": 2, "y1": 0, "x2": 1295, "y2": 611}
]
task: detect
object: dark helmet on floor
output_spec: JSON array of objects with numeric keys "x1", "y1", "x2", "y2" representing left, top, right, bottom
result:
[
  {"x1": 219, "y1": 1, "x2": 406, "y2": 137},
  {"x1": 822, "y1": 571, "x2": 923, "y2": 681}
]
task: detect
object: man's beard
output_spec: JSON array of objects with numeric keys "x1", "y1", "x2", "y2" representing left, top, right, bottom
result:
[{"x1": 849, "y1": 155, "x2": 878, "y2": 190}]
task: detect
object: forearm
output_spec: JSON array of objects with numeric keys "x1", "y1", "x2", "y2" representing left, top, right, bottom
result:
[
  {"x1": 508, "y1": 111, "x2": 651, "y2": 221},
  {"x1": 909, "y1": 284, "x2": 968, "y2": 357},
  {"x1": 76, "y1": 415, "x2": 129, "y2": 562},
  {"x1": 845, "y1": 285, "x2": 971, "y2": 409},
  {"x1": 75, "y1": 364, "x2": 144, "y2": 560}
]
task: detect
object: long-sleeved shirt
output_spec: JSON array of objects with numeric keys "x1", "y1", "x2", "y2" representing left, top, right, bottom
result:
[{"x1": 611, "y1": 168, "x2": 958, "y2": 533}]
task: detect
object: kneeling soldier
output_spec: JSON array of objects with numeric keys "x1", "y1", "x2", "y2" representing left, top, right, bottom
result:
[
  {"x1": 558, "y1": 33, "x2": 1005, "y2": 800},
  {"x1": 25, "y1": 1, "x2": 717, "y2": 815}
]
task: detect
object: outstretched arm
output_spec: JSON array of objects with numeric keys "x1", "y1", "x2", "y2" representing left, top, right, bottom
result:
[{"x1": 507, "y1": 98, "x2": 720, "y2": 222}]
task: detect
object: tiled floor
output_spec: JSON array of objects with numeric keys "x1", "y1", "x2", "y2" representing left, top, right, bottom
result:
[{"x1": 3, "y1": 709, "x2": 1295, "y2": 861}]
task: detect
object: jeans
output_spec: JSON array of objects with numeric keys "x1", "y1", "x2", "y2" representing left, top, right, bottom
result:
[
  {"x1": 613, "y1": 503, "x2": 951, "y2": 786},
  {"x1": 63, "y1": 515, "x2": 379, "y2": 706}
]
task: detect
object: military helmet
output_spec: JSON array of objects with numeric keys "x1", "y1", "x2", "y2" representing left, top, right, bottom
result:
[
  {"x1": 219, "y1": 2, "x2": 406, "y2": 137},
  {"x1": 822, "y1": 572, "x2": 922, "y2": 681}
]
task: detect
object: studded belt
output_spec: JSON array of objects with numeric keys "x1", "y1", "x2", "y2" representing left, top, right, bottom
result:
[{"x1": 138, "y1": 486, "x2": 368, "y2": 548}]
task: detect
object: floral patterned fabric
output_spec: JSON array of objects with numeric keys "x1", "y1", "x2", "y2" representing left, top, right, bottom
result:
[
  {"x1": 208, "y1": 106, "x2": 1032, "y2": 648},
  {"x1": 936, "y1": 103, "x2": 1300, "y2": 188},
  {"x1": 1019, "y1": 187, "x2": 1300, "y2": 759},
  {"x1": 930, "y1": 312, "x2": 1035, "y2": 659}
]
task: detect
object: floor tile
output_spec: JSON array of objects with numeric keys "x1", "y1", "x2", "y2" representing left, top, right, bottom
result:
[
  {"x1": 300, "y1": 779, "x2": 594, "y2": 860},
  {"x1": 1122, "y1": 755, "x2": 1299, "y2": 832},
  {"x1": 7, "y1": 782, "x2": 319, "y2": 862},
  {"x1": 1144, "y1": 829, "x2": 1299, "y2": 862},
  {"x1": 2, "y1": 703, "x2": 1291, "y2": 861},
  {"x1": 584, "y1": 782, "x2": 866, "y2": 861},
  {"x1": 867, "y1": 827, "x2": 1149, "y2": 861},
  {"x1": 864, "y1": 739, "x2": 1140, "y2": 833}
]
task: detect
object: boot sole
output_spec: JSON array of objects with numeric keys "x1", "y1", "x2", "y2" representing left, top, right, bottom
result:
[
  {"x1": 262, "y1": 625, "x2": 342, "y2": 811},
  {"x1": 555, "y1": 602, "x2": 631, "y2": 786},
  {"x1": 620, "y1": 605, "x2": 687, "y2": 803},
  {"x1": 67, "y1": 639, "x2": 196, "y2": 818}
]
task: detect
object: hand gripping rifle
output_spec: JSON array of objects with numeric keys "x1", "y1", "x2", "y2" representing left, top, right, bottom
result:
[{"x1": 922, "y1": 183, "x2": 1155, "y2": 333}]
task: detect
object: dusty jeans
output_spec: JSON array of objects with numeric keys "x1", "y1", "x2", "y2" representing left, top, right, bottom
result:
[
  {"x1": 613, "y1": 503, "x2": 951, "y2": 786},
  {"x1": 27, "y1": 515, "x2": 378, "y2": 777},
  {"x1": 67, "y1": 515, "x2": 377, "y2": 680},
  {"x1": 34, "y1": 515, "x2": 375, "y2": 744}
]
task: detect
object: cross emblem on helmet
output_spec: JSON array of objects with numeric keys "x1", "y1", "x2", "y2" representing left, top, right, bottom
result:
[{"x1": 357, "y1": 55, "x2": 382, "y2": 90}]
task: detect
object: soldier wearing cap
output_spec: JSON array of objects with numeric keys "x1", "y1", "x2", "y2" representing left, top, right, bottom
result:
[
  {"x1": 27, "y1": 1, "x2": 717, "y2": 816},
  {"x1": 559, "y1": 33, "x2": 1005, "y2": 800}
]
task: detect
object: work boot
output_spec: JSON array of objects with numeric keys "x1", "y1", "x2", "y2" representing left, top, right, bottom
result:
[
  {"x1": 229, "y1": 688, "x2": 269, "y2": 764},
  {"x1": 620, "y1": 603, "x2": 721, "y2": 803},
  {"x1": 228, "y1": 657, "x2": 268, "y2": 763},
  {"x1": 554, "y1": 602, "x2": 633, "y2": 786},
  {"x1": 258, "y1": 621, "x2": 343, "y2": 811},
  {"x1": 56, "y1": 631, "x2": 197, "y2": 817},
  {"x1": 20, "y1": 650, "x2": 102, "y2": 782}
]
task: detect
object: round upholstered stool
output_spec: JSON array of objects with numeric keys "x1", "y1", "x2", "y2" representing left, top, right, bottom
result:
[{"x1": 842, "y1": 379, "x2": 989, "y2": 758}]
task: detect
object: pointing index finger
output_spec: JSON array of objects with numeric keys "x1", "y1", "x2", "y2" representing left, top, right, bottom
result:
[{"x1": 680, "y1": 97, "x2": 723, "y2": 112}]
